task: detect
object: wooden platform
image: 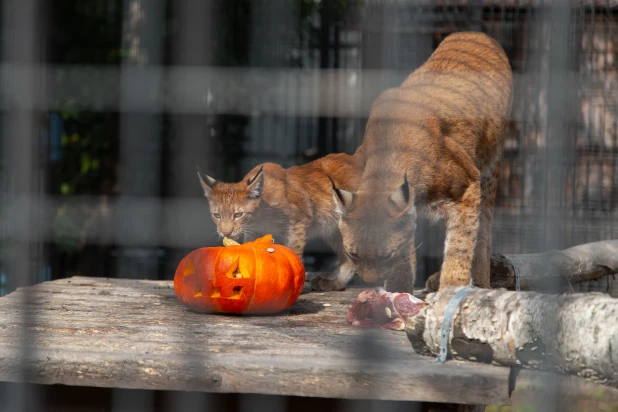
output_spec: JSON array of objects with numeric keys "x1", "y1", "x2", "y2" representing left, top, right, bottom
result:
[{"x1": 0, "y1": 276, "x2": 616, "y2": 407}]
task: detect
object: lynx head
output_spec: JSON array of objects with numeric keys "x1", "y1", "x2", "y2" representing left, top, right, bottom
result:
[
  {"x1": 197, "y1": 166, "x2": 264, "y2": 241},
  {"x1": 330, "y1": 174, "x2": 416, "y2": 284}
]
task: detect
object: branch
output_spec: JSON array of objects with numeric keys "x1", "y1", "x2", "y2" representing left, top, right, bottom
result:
[
  {"x1": 406, "y1": 287, "x2": 618, "y2": 388},
  {"x1": 425, "y1": 240, "x2": 618, "y2": 292}
]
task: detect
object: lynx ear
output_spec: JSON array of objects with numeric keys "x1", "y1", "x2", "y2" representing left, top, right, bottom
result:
[
  {"x1": 389, "y1": 173, "x2": 413, "y2": 215},
  {"x1": 246, "y1": 166, "x2": 264, "y2": 199},
  {"x1": 197, "y1": 166, "x2": 217, "y2": 198},
  {"x1": 328, "y1": 175, "x2": 353, "y2": 215}
]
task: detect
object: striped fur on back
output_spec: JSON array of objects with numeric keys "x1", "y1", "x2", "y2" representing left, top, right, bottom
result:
[{"x1": 329, "y1": 32, "x2": 513, "y2": 293}]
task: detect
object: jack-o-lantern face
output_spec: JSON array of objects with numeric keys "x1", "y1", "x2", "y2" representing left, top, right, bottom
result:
[{"x1": 174, "y1": 234, "x2": 305, "y2": 314}]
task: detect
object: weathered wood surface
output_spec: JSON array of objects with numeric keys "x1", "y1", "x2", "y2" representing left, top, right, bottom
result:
[
  {"x1": 0, "y1": 276, "x2": 511, "y2": 406},
  {"x1": 1, "y1": 277, "x2": 616, "y2": 407},
  {"x1": 426, "y1": 240, "x2": 618, "y2": 293},
  {"x1": 406, "y1": 287, "x2": 618, "y2": 388}
]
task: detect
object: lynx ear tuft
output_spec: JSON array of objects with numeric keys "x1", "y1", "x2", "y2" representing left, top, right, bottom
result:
[
  {"x1": 197, "y1": 166, "x2": 217, "y2": 198},
  {"x1": 246, "y1": 166, "x2": 264, "y2": 199}
]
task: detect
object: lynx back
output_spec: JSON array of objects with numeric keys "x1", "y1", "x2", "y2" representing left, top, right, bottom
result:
[{"x1": 331, "y1": 32, "x2": 513, "y2": 293}]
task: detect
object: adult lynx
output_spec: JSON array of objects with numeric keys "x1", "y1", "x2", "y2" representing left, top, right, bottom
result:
[
  {"x1": 325, "y1": 32, "x2": 513, "y2": 293},
  {"x1": 198, "y1": 151, "x2": 364, "y2": 289}
]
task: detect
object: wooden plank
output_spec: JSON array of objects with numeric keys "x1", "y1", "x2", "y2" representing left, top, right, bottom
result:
[
  {"x1": 1, "y1": 278, "x2": 615, "y2": 408},
  {"x1": 1, "y1": 277, "x2": 615, "y2": 407},
  {"x1": 1, "y1": 277, "x2": 616, "y2": 408},
  {"x1": 0, "y1": 276, "x2": 510, "y2": 405}
]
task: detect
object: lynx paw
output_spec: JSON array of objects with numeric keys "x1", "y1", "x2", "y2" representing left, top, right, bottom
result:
[
  {"x1": 310, "y1": 275, "x2": 344, "y2": 291},
  {"x1": 425, "y1": 271, "x2": 441, "y2": 292}
]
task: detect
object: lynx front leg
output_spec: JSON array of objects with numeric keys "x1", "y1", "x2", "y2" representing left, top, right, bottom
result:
[
  {"x1": 439, "y1": 180, "x2": 481, "y2": 290},
  {"x1": 285, "y1": 220, "x2": 310, "y2": 259},
  {"x1": 311, "y1": 253, "x2": 356, "y2": 291},
  {"x1": 311, "y1": 233, "x2": 356, "y2": 291},
  {"x1": 428, "y1": 165, "x2": 499, "y2": 291}
]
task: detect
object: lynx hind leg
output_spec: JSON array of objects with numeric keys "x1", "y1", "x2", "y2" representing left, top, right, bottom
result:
[
  {"x1": 439, "y1": 180, "x2": 482, "y2": 290},
  {"x1": 311, "y1": 235, "x2": 356, "y2": 291},
  {"x1": 470, "y1": 161, "x2": 500, "y2": 289},
  {"x1": 285, "y1": 220, "x2": 310, "y2": 259}
]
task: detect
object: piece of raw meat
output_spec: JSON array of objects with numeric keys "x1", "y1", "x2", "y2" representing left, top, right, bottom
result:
[{"x1": 346, "y1": 288, "x2": 425, "y2": 330}]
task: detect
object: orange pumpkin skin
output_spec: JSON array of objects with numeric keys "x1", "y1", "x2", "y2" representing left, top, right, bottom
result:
[{"x1": 174, "y1": 234, "x2": 305, "y2": 314}]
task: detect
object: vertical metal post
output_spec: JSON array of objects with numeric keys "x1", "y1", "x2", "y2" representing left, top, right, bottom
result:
[
  {"x1": 318, "y1": 0, "x2": 333, "y2": 158},
  {"x1": 532, "y1": 1, "x2": 574, "y2": 410},
  {"x1": 114, "y1": 0, "x2": 165, "y2": 279},
  {"x1": 112, "y1": 0, "x2": 165, "y2": 410},
  {"x1": 0, "y1": 0, "x2": 44, "y2": 410},
  {"x1": 545, "y1": 2, "x2": 574, "y2": 253},
  {"x1": 162, "y1": 1, "x2": 216, "y2": 409}
]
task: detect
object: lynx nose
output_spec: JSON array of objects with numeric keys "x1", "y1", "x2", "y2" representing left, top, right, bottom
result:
[{"x1": 221, "y1": 230, "x2": 234, "y2": 237}]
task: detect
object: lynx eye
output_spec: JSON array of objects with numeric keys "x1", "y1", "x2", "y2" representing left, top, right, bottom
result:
[
  {"x1": 233, "y1": 212, "x2": 244, "y2": 219},
  {"x1": 212, "y1": 213, "x2": 221, "y2": 220},
  {"x1": 345, "y1": 248, "x2": 360, "y2": 261},
  {"x1": 378, "y1": 251, "x2": 397, "y2": 262}
]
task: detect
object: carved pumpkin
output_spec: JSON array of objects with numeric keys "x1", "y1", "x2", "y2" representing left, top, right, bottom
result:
[{"x1": 174, "y1": 234, "x2": 305, "y2": 314}]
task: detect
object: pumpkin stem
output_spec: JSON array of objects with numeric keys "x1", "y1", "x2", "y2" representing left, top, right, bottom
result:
[{"x1": 223, "y1": 237, "x2": 240, "y2": 247}]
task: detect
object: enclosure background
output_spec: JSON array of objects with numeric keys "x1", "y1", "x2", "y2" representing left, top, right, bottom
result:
[{"x1": 0, "y1": 0, "x2": 617, "y2": 297}]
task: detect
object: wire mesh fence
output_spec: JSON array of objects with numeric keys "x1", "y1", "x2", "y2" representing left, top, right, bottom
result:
[{"x1": 0, "y1": 0, "x2": 617, "y2": 411}]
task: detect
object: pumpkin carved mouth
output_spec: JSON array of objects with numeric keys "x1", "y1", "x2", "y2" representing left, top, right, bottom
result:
[
  {"x1": 209, "y1": 286, "x2": 243, "y2": 299},
  {"x1": 231, "y1": 286, "x2": 243, "y2": 298}
]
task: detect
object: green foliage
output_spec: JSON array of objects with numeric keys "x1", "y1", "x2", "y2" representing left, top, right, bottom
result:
[
  {"x1": 47, "y1": 1, "x2": 125, "y2": 254},
  {"x1": 53, "y1": 112, "x2": 117, "y2": 196},
  {"x1": 48, "y1": 110, "x2": 118, "y2": 254}
]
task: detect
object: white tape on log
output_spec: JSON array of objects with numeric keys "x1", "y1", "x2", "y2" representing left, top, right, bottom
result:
[{"x1": 431, "y1": 286, "x2": 476, "y2": 364}]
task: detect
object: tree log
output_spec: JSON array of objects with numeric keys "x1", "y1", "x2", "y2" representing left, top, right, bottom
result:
[
  {"x1": 426, "y1": 240, "x2": 618, "y2": 292},
  {"x1": 491, "y1": 240, "x2": 618, "y2": 291},
  {"x1": 406, "y1": 287, "x2": 618, "y2": 388}
]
